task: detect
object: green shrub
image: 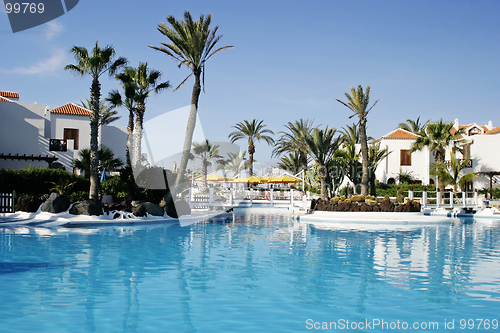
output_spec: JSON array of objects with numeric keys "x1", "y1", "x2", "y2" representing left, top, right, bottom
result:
[{"x1": 0, "y1": 167, "x2": 88, "y2": 196}]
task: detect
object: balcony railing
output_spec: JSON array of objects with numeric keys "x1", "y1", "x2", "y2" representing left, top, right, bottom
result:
[
  {"x1": 49, "y1": 139, "x2": 67, "y2": 152},
  {"x1": 443, "y1": 158, "x2": 472, "y2": 168}
]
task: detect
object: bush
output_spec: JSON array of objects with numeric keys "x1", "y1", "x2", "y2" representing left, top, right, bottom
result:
[
  {"x1": 0, "y1": 167, "x2": 89, "y2": 196},
  {"x1": 375, "y1": 183, "x2": 436, "y2": 198}
]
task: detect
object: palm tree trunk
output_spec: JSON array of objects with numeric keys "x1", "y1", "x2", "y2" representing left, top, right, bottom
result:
[
  {"x1": 299, "y1": 150, "x2": 308, "y2": 173},
  {"x1": 134, "y1": 105, "x2": 145, "y2": 168},
  {"x1": 248, "y1": 143, "x2": 255, "y2": 176},
  {"x1": 202, "y1": 160, "x2": 208, "y2": 192},
  {"x1": 318, "y1": 165, "x2": 327, "y2": 200},
  {"x1": 89, "y1": 78, "x2": 101, "y2": 202},
  {"x1": 126, "y1": 109, "x2": 134, "y2": 169},
  {"x1": 436, "y1": 150, "x2": 445, "y2": 193},
  {"x1": 359, "y1": 118, "x2": 369, "y2": 196},
  {"x1": 175, "y1": 71, "x2": 202, "y2": 187}
]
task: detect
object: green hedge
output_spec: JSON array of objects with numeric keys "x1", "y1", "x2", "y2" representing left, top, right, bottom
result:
[
  {"x1": 0, "y1": 166, "x2": 89, "y2": 196},
  {"x1": 375, "y1": 183, "x2": 437, "y2": 197}
]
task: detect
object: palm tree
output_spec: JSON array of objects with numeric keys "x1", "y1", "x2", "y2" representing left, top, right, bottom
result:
[
  {"x1": 337, "y1": 85, "x2": 379, "y2": 196},
  {"x1": 398, "y1": 116, "x2": 429, "y2": 134},
  {"x1": 368, "y1": 143, "x2": 390, "y2": 196},
  {"x1": 80, "y1": 98, "x2": 121, "y2": 126},
  {"x1": 219, "y1": 151, "x2": 248, "y2": 177},
  {"x1": 305, "y1": 127, "x2": 342, "y2": 200},
  {"x1": 337, "y1": 124, "x2": 361, "y2": 194},
  {"x1": 107, "y1": 88, "x2": 137, "y2": 169},
  {"x1": 411, "y1": 119, "x2": 465, "y2": 192},
  {"x1": 431, "y1": 153, "x2": 477, "y2": 195},
  {"x1": 65, "y1": 41, "x2": 127, "y2": 202},
  {"x1": 272, "y1": 119, "x2": 314, "y2": 172},
  {"x1": 151, "y1": 11, "x2": 233, "y2": 187},
  {"x1": 228, "y1": 119, "x2": 274, "y2": 176},
  {"x1": 191, "y1": 140, "x2": 222, "y2": 190},
  {"x1": 277, "y1": 152, "x2": 302, "y2": 175},
  {"x1": 111, "y1": 63, "x2": 170, "y2": 168},
  {"x1": 72, "y1": 146, "x2": 124, "y2": 178}
]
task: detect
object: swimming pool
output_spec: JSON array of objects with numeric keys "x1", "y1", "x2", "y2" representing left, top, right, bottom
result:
[{"x1": 0, "y1": 213, "x2": 499, "y2": 332}]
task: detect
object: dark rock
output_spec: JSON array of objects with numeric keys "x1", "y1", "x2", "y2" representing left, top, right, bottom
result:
[
  {"x1": 372, "y1": 204, "x2": 381, "y2": 212},
  {"x1": 113, "y1": 212, "x2": 121, "y2": 219},
  {"x1": 310, "y1": 199, "x2": 318, "y2": 210},
  {"x1": 41, "y1": 193, "x2": 71, "y2": 213},
  {"x1": 131, "y1": 204, "x2": 147, "y2": 217},
  {"x1": 15, "y1": 196, "x2": 43, "y2": 213},
  {"x1": 142, "y1": 202, "x2": 164, "y2": 216},
  {"x1": 69, "y1": 199, "x2": 103, "y2": 216},
  {"x1": 108, "y1": 203, "x2": 126, "y2": 211},
  {"x1": 379, "y1": 199, "x2": 395, "y2": 212},
  {"x1": 337, "y1": 201, "x2": 351, "y2": 212},
  {"x1": 360, "y1": 202, "x2": 372, "y2": 212}
]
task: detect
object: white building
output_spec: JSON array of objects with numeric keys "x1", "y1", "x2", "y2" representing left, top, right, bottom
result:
[
  {"x1": 0, "y1": 90, "x2": 127, "y2": 172},
  {"x1": 373, "y1": 119, "x2": 500, "y2": 192}
]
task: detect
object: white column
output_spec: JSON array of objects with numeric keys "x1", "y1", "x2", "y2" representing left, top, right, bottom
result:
[
  {"x1": 270, "y1": 189, "x2": 274, "y2": 205},
  {"x1": 436, "y1": 189, "x2": 441, "y2": 208},
  {"x1": 250, "y1": 188, "x2": 253, "y2": 206},
  {"x1": 290, "y1": 189, "x2": 294, "y2": 207},
  {"x1": 229, "y1": 188, "x2": 233, "y2": 206},
  {"x1": 462, "y1": 190, "x2": 466, "y2": 208},
  {"x1": 422, "y1": 188, "x2": 427, "y2": 208},
  {"x1": 450, "y1": 191, "x2": 454, "y2": 209}
]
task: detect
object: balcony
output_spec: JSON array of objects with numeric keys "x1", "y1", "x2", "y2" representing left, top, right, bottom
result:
[
  {"x1": 49, "y1": 139, "x2": 67, "y2": 152},
  {"x1": 443, "y1": 158, "x2": 472, "y2": 168}
]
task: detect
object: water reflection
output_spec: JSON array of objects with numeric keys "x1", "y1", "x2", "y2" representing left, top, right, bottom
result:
[{"x1": 0, "y1": 216, "x2": 499, "y2": 332}]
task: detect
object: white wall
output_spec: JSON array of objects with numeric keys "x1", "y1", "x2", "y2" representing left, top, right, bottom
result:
[
  {"x1": 101, "y1": 125, "x2": 127, "y2": 165},
  {"x1": 467, "y1": 133, "x2": 500, "y2": 190},
  {"x1": 375, "y1": 139, "x2": 431, "y2": 185}
]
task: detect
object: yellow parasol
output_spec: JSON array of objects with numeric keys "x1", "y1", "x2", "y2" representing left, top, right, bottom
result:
[{"x1": 194, "y1": 173, "x2": 232, "y2": 182}]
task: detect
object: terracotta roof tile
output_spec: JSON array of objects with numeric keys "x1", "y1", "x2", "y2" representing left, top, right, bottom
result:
[
  {"x1": 486, "y1": 126, "x2": 500, "y2": 135},
  {"x1": 377, "y1": 128, "x2": 420, "y2": 141},
  {"x1": 0, "y1": 96, "x2": 12, "y2": 102},
  {"x1": 0, "y1": 91, "x2": 19, "y2": 99},
  {"x1": 51, "y1": 103, "x2": 91, "y2": 116}
]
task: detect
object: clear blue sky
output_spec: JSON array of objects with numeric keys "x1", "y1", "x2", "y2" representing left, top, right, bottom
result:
[{"x1": 1, "y1": 0, "x2": 499, "y2": 170}]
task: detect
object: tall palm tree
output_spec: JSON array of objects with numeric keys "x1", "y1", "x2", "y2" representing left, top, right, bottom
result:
[
  {"x1": 277, "y1": 152, "x2": 302, "y2": 175},
  {"x1": 228, "y1": 119, "x2": 274, "y2": 176},
  {"x1": 368, "y1": 143, "x2": 390, "y2": 196},
  {"x1": 65, "y1": 41, "x2": 127, "y2": 202},
  {"x1": 107, "y1": 88, "x2": 137, "y2": 169},
  {"x1": 411, "y1": 119, "x2": 465, "y2": 192},
  {"x1": 80, "y1": 98, "x2": 121, "y2": 126},
  {"x1": 431, "y1": 153, "x2": 477, "y2": 194},
  {"x1": 337, "y1": 124, "x2": 361, "y2": 194},
  {"x1": 398, "y1": 116, "x2": 429, "y2": 134},
  {"x1": 272, "y1": 119, "x2": 314, "y2": 172},
  {"x1": 305, "y1": 127, "x2": 342, "y2": 200},
  {"x1": 191, "y1": 139, "x2": 222, "y2": 190},
  {"x1": 337, "y1": 85, "x2": 379, "y2": 196},
  {"x1": 151, "y1": 11, "x2": 233, "y2": 187},
  {"x1": 113, "y1": 63, "x2": 170, "y2": 168}
]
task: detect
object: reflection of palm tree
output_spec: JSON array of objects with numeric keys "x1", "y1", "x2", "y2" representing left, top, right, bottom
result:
[
  {"x1": 228, "y1": 119, "x2": 274, "y2": 176},
  {"x1": 273, "y1": 119, "x2": 314, "y2": 172},
  {"x1": 65, "y1": 41, "x2": 127, "y2": 201},
  {"x1": 337, "y1": 85, "x2": 379, "y2": 196},
  {"x1": 151, "y1": 11, "x2": 233, "y2": 187}
]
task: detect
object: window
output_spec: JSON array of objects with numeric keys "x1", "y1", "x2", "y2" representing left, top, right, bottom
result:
[
  {"x1": 400, "y1": 149, "x2": 411, "y2": 166},
  {"x1": 468, "y1": 127, "x2": 481, "y2": 136},
  {"x1": 64, "y1": 128, "x2": 79, "y2": 150},
  {"x1": 464, "y1": 143, "x2": 471, "y2": 159}
]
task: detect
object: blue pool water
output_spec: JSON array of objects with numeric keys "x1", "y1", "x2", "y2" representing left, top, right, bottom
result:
[{"x1": 0, "y1": 213, "x2": 499, "y2": 332}]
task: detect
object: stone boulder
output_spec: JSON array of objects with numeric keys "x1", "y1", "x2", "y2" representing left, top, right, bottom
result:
[
  {"x1": 41, "y1": 193, "x2": 71, "y2": 213},
  {"x1": 379, "y1": 199, "x2": 395, "y2": 212},
  {"x1": 141, "y1": 202, "x2": 164, "y2": 217},
  {"x1": 15, "y1": 195, "x2": 44, "y2": 213},
  {"x1": 131, "y1": 204, "x2": 147, "y2": 217},
  {"x1": 164, "y1": 198, "x2": 191, "y2": 218},
  {"x1": 69, "y1": 199, "x2": 103, "y2": 216}
]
